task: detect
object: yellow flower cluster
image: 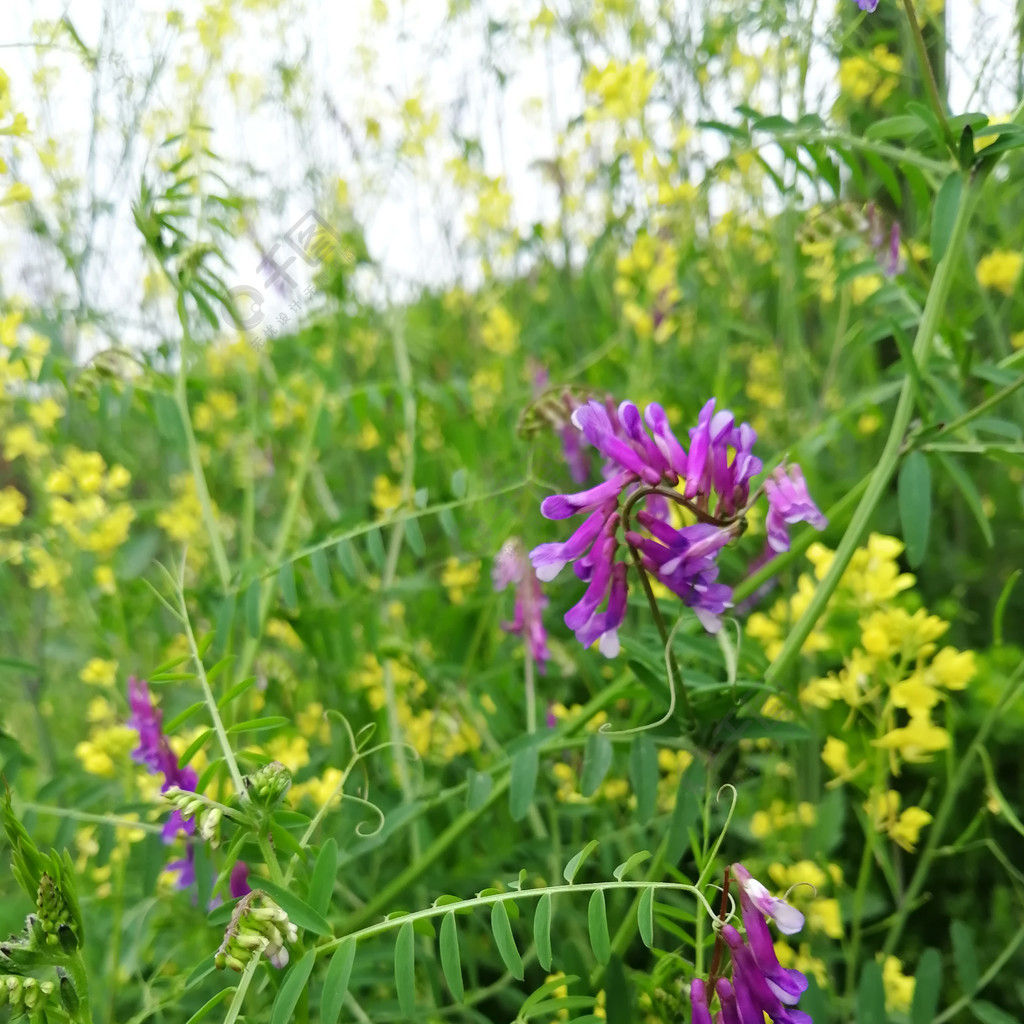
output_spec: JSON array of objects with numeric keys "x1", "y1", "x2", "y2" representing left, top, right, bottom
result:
[
  {"x1": 975, "y1": 249, "x2": 1023, "y2": 296},
  {"x1": 81, "y1": 657, "x2": 118, "y2": 687},
  {"x1": 750, "y1": 799, "x2": 817, "y2": 839},
  {"x1": 614, "y1": 234, "x2": 683, "y2": 344},
  {"x1": 479, "y1": 303, "x2": 519, "y2": 356},
  {"x1": 441, "y1": 557, "x2": 481, "y2": 604},
  {"x1": 1, "y1": 68, "x2": 33, "y2": 206},
  {"x1": 583, "y1": 58, "x2": 656, "y2": 124},
  {"x1": 156, "y1": 472, "x2": 214, "y2": 548},
  {"x1": 748, "y1": 535, "x2": 976, "y2": 859},
  {"x1": 838, "y1": 46, "x2": 902, "y2": 106},
  {"x1": 881, "y1": 954, "x2": 916, "y2": 1012}
]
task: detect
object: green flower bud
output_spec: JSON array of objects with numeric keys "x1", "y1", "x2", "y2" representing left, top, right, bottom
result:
[
  {"x1": 243, "y1": 761, "x2": 292, "y2": 807},
  {"x1": 199, "y1": 807, "x2": 222, "y2": 843},
  {"x1": 59, "y1": 970, "x2": 80, "y2": 1016}
]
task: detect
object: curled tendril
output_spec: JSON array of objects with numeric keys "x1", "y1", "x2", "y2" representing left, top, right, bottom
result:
[
  {"x1": 346, "y1": 794, "x2": 387, "y2": 838},
  {"x1": 352, "y1": 740, "x2": 422, "y2": 766},
  {"x1": 679, "y1": 883, "x2": 734, "y2": 924},
  {"x1": 703, "y1": 883, "x2": 738, "y2": 930},
  {"x1": 695, "y1": 784, "x2": 739, "y2": 891},
  {"x1": 326, "y1": 710, "x2": 358, "y2": 762},
  {"x1": 598, "y1": 609, "x2": 689, "y2": 739},
  {"x1": 784, "y1": 881, "x2": 819, "y2": 901}
]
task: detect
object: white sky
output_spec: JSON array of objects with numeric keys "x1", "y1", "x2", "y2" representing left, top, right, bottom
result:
[{"x1": 1, "y1": 0, "x2": 1019, "y2": 350}]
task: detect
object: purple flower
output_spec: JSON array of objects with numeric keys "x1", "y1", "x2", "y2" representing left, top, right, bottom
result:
[
  {"x1": 530, "y1": 398, "x2": 825, "y2": 655},
  {"x1": 734, "y1": 869, "x2": 809, "y2": 1004},
  {"x1": 128, "y1": 678, "x2": 199, "y2": 843},
  {"x1": 715, "y1": 979, "x2": 742, "y2": 1024},
  {"x1": 732, "y1": 863, "x2": 806, "y2": 934},
  {"x1": 856, "y1": 0, "x2": 879, "y2": 10},
  {"x1": 229, "y1": 861, "x2": 252, "y2": 898},
  {"x1": 764, "y1": 465, "x2": 828, "y2": 554},
  {"x1": 494, "y1": 538, "x2": 550, "y2": 673},
  {"x1": 689, "y1": 979, "x2": 713, "y2": 1024},
  {"x1": 724, "y1": 925, "x2": 813, "y2": 1024}
]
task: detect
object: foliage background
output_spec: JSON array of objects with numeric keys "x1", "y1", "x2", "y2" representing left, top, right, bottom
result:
[{"x1": 1, "y1": 0, "x2": 1023, "y2": 1022}]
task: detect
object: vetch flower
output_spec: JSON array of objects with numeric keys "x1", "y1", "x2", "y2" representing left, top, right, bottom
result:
[
  {"x1": 531, "y1": 398, "x2": 826, "y2": 653},
  {"x1": 689, "y1": 979, "x2": 713, "y2": 1024},
  {"x1": 764, "y1": 465, "x2": 828, "y2": 553},
  {"x1": 854, "y1": 0, "x2": 879, "y2": 11},
  {"x1": 494, "y1": 538, "x2": 550, "y2": 671},
  {"x1": 732, "y1": 863, "x2": 806, "y2": 934}
]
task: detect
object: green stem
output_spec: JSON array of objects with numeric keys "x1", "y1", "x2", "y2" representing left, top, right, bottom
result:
[
  {"x1": 178, "y1": 558, "x2": 247, "y2": 798},
  {"x1": 900, "y1": 0, "x2": 956, "y2": 155},
  {"x1": 257, "y1": 829, "x2": 286, "y2": 886},
  {"x1": 337, "y1": 679, "x2": 632, "y2": 934},
  {"x1": 222, "y1": 953, "x2": 260, "y2": 1024},
  {"x1": 233, "y1": 388, "x2": 325, "y2": 686},
  {"x1": 933, "y1": 921, "x2": 1024, "y2": 1023},
  {"x1": 174, "y1": 301, "x2": 232, "y2": 592},
  {"x1": 765, "y1": 175, "x2": 980, "y2": 686},
  {"x1": 882, "y1": 668, "x2": 1024, "y2": 955},
  {"x1": 65, "y1": 952, "x2": 94, "y2": 1024}
]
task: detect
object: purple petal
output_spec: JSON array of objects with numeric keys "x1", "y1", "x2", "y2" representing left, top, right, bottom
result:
[
  {"x1": 690, "y1": 979, "x2": 713, "y2": 1024},
  {"x1": 644, "y1": 403, "x2": 688, "y2": 476},
  {"x1": 540, "y1": 471, "x2": 633, "y2": 520}
]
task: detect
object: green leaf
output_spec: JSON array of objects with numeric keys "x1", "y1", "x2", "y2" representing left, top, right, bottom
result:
[
  {"x1": 951, "y1": 920, "x2": 979, "y2": 992},
  {"x1": 334, "y1": 540, "x2": 357, "y2": 579},
  {"x1": 518, "y1": 974, "x2": 581, "y2": 1017},
  {"x1": 637, "y1": 886, "x2": 654, "y2": 948},
  {"x1": 665, "y1": 775, "x2": 701, "y2": 864},
  {"x1": 490, "y1": 901, "x2": 524, "y2": 979},
  {"x1": 856, "y1": 960, "x2": 886, "y2": 1024},
  {"x1": 278, "y1": 562, "x2": 298, "y2": 611},
  {"x1": 310, "y1": 548, "x2": 332, "y2": 592},
  {"x1": 580, "y1": 732, "x2": 613, "y2": 797},
  {"x1": 508, "y1": 745, "x2": 539, "y2": 821},
  {"x1": 439, "y1": 911, "x2": 464, "y2": 1002},
  {"x1": 970, "y1": 1001, "x2": 1018, "y2": 1024},
  {"x1": 911, "y1": 948, "x2": 942, "y2": 1024},
  {"x1": 613, "y1": 851, "x2": 651, "y2": 881},
  {"x1": 534, "y1": 893, "x2": 553, "y2": 971},
  {"x1": 217, "y1": 676, "x2": 257, "y2": 709},
  {"x1": 270, "y1": 948, "x2": 315, "y2": 1024},
  {"x1": 183, "y1": 986, "x2": 234, "y2": 1024},
  {"x1": 309, "y1": 838, "x2": 338, "y2": 916},
  {"x1": 935, "y1": 453, "x2": 994, "y2": 548},
  {"x1": 450, "y1": 467, "x2": 467, "y2": 498},
  {"x1": 177, "y1": 729, "x2": 211, "y2": 770},
  {"x1": 467, "y1": 769, "x2": 493, "y2": 811},
  {"x1": 563, "y1": 840, "x2": 600, "y2": 883},
  {"x1": 898, "y1": 451, "x2": 932, "y2": 567},
  {"x1": 366, "y1": 526, "x2": 386, "y2": 567},
  {"x1": 163, "y1": 702, "x2": 206, "y2": 734},
  {"x1": 930, "y1": 172, "x2": 963, "y2": 262},
  {"x1": 587, "y1": 890, "x2": 611, "y2": 964},
  {"x1": 629, "y1": 734, "x2": 658, "y2": 822},
  {"x1": 994, "y1": 569, "x2": 1022, "y2": 647},
  {"x1": 394, "y1": 920, "x2": 416, "y2": 1018},
  {"x1": 864, "y1": 114, "x2": 926, "y2": 139},
  {"x1": 225, "y1": 716, "x2": 290, "y2": 735},
  {"x1": 321, "y1": 938, "x2": 357, "y2": 1024},
  {"x1": 244, "y1": 580, "x2": 262, "y2": 637},
  {"x1": 254, "y1": 877, "x2": 332, "y2": 936}
]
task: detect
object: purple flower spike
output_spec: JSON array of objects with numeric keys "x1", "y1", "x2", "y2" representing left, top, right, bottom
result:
[
  {"x1": 689, "y1": 979, "x2": 713, "y2": 1024},
  {"x1": 531, "y1": 505, "x2": 613, "y2": 581},
  {"x1": 495, "y1": 539, "x2": 550, "y2": 673},
  {"x1": 685, "y1": 399, "x2": 734, "y2": 501},
  {"x1": 732, "y1": 863, "x2": 806, "y2": 934},
  {"x1": 736, "y1": 881, "x2": 809, "y2": 1004},
  {"x1": 764, "y1": 464, "x2": 828, "y2": 553}
]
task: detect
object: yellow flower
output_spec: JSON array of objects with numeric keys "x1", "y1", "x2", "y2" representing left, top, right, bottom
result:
[
  {"x1": 441, "y1": 557, "x2": 480, "y2": 604},
  {"x1": 881, "y1": 955, "x2": 916, "y2": 1012},
  {"x1": 821, "y1": 736, "x2": 864, "y2": 786},
  {"x1": 371, "y1": 474, "x2": 403, "y2": 515},
  {"x1": 80, "y1": 658, "x2": 118, "y2": 687},
  {"x1": 838, "y1": 47, "x2": 902, "y2": 106},
  {"x1": 976, "y1": 250, "x2": 1022, "y2": 296},
  {"x1": 926, "y1": 646, "x2": 975, "y2": 690},
  {"x1": 28, "y1": 398, "x2": 64, "y2": 430},
  {"x1": 851, "y1": 274, "x2": 882, "y2": 303},
  {"x1": 480, "y1": 303, "x2": 519, "y2": 356},
  {"x1": 4, "y1": 424, "x2": 47, "y2": 461},
  {"x1": 891, "y1": 672, "x2": 943, "y2": 715},
  {"x1": 873, "y1": 712, "x2": 950, "y2": 764},
  {"x1": 889, "y1": 806, "x2": 932, "y2": 852},
  {"x1": 296, "y1": 702, "x2": 329, "y2": 742},
  {"x1": 807, "y1": 897, "x2": 843, "y2": 938},
  {"x1": 265, "y1": 735, "x2": 310, "y2": 773},
  {"x1": 0, "y1": 485, "x2": 27, "y2": 527},
  {"x1": 75, "y1": 741, "x2": 116, "y2": 778}
]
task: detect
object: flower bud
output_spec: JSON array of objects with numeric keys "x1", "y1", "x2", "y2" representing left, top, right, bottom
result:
[
  {"x1": 243, "y1": 761, "x2": 292, "y2": 807},
  {"x1": 199, "y1": 807, "x2": 222, "y2": 843}
]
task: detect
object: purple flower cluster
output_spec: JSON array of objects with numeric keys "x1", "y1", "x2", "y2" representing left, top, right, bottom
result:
[
  {"x1": 691, "y1": 863, "x2": 813, "y2": 1024},
  {"x1": 530, "y1": 398, "x2": 827, "y2": 654},
  {"x1": 127, "y1": 677, "x2": 249, "y2": 897},
  {"x1": 494, "y1": 539, "x2": 550, "y2": 672}
]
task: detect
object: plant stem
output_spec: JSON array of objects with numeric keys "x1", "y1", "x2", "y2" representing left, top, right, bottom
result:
[
  {"x1": 882, "y1": 668, "x2": 1024, "y2": 955},
  {"x1": 900, "y1": 0, "x2": 956, "y2": 155},
  {"x1": 257, "y1": 829, "x2": 286, "y2": 886},
  {"x1": 765, "y1": 175, "x2": 981, "y2": 686},
  {"x1": 178, "y1": 557, "x2": 247, "y2": 798}
]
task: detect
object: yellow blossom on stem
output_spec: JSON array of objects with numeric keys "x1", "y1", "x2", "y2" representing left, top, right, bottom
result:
[
  {"x1": 873, "y1": 712, "x2": 950, "y2": 765},
  {"x1": 0, "y1": 485, "x2": 27, "y2": 527},
  {"x1": 880, "y1": 955, "x2": 916, "y2": 1012},
  {"x1": 976, "y1": 250, "x2": 1022, "y2": 296},
  {"x1": 80, "y1": 658, "x2": 118, "y2": 687}
]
